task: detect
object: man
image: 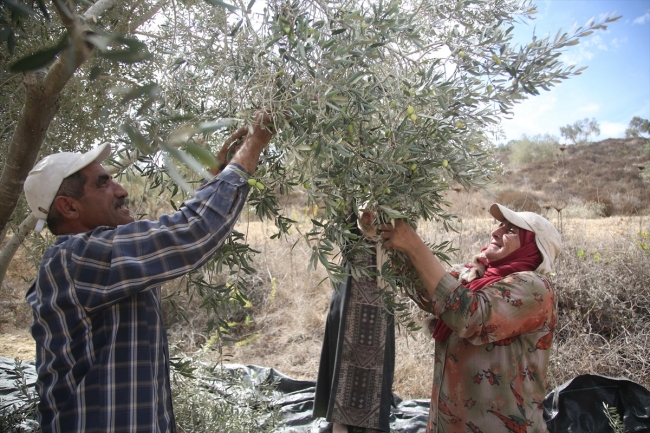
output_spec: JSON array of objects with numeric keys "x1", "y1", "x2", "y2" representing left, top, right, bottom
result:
[
  {"x1": 23, "y1": 112, "x2": 273, "y2": 433},
  {"x1": 380, "y1": 205, "x2": 561, "y2": 432}
]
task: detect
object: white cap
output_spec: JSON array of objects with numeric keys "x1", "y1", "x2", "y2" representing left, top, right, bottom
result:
[
  {"x1": 489, "y1": 203, "x2": 562, "y2": 274},
  {"x1": 24, "y1": 143, "x2": 112, "y2": 231}
]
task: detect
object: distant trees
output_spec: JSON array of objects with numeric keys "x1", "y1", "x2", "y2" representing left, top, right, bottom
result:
[
  {"x1": 508, "y1": 133, "x2": 559, "y2": 165},
  {"x1": 559, "y1": 118, "x2": 601, "y2": 145},
  {"x1": 625, "y1": 116, "x2": 650, "y2": 139}
]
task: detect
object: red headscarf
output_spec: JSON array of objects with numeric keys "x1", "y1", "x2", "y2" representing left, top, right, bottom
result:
[{"x1": 430, "y1": 228, "x2": 543, "y2": 342}]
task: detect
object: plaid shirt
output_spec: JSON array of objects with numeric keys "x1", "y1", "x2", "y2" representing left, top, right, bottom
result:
[{"x1": 26, "y1": 165, "x2": 250, "y2": 433}]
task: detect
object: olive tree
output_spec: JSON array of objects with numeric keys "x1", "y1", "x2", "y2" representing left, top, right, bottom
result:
[{"x1": 0, "y1": 0, "x2": 618, "y2": 331}]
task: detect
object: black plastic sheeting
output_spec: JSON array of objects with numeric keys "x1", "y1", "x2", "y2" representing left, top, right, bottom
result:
[
  {"x1": 202, "y1": 363, "x2": 430, "y2": 432},
  {"x1": 2, "y1": 357, "x2": 649, "y2": 432},
  {"x1": 543, "y1": 374, "x2": 650, "y2": 433}
]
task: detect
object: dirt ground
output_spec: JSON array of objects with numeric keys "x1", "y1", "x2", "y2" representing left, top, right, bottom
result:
[{"x1": 0, "y1": 326, "x2": 36, "y2": 360}]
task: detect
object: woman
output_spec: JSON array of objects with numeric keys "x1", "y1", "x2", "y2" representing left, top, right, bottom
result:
[
  {"x1": 313, "y1": 210, "x2": 395, "y2": 433},
  {"x1": 380, "y1": 203, "x2": 561, "y2": 433}
]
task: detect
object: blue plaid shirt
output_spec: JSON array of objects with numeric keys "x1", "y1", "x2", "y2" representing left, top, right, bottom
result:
[{"x1": 26, "y1": 165, "x2": 250, "y2": 433}]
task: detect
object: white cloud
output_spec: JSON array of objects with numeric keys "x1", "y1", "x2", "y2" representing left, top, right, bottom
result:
[
  {"x1": 499, "y1": 93, "x2": 560, "y2": 141},
  {"x1": 600, "y1": 121, "x2": 627, "y2": 138},
  {"x1": 610, "y1": 37, "x2": 623, "y2": 49},
  {"x1": 578, "y1": 104, "x2": 600, "y2": 113},
  {"x1": 633, "y1": 11, "x2": 650, "y2": 25}
]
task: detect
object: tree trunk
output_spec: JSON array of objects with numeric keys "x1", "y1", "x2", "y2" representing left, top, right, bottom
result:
[
  {"x1": 0, "y1": 213, "x2": 37, "y2": 288},
  {"x1": 0, "y1": 0, "x2": 166, "y2": 288},
  {"x1": 0, "y1": 28, "x2": 94, "y2": 235}
]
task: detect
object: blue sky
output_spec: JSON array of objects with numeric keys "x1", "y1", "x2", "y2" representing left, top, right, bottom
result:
[{"x1": 499, "y1": 0, "x2": 650, "y2": 144}]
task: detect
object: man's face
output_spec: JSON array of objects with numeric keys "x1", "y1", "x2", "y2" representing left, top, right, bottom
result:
[
  {"x1": 483, "y1": 221, "x2": 521, "y2": 263},
  {"x1": 74, "y1": 162, "x2": 134, "y2": 230}
]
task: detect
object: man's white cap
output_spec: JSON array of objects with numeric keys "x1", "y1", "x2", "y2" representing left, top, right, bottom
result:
[
  {"x1": 489, "y1": 203, "x2": 562, "y2": 275},
  {"x1": 24, "y1": 143, "x2": 112, "y2": 231}
]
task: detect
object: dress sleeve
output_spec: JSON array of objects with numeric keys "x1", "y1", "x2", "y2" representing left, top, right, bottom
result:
[
  {"x1": 68, "y1": 164, "x2": 251, "y2": 312},
  {"x1": 428, "y1": 271, "x2": 554, "y2": 345}
]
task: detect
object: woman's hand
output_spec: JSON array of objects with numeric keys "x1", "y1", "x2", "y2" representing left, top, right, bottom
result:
[
  {"x1": 380, "y1": 219, "x2": 447, "y2": 298},
  {"x1": 379, "y1": 219, "x2": 420, "y2": 255}
]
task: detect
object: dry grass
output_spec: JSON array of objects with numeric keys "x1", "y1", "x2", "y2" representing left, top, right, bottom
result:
[{"x1": 163, "y1": 199, "x2": 650, "y2": 400}]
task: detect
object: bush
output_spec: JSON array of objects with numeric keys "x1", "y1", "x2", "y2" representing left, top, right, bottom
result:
[
  {"x1": 550, "y1": 231, "x2": 650, "y2": 390},
  {"x1": 585, "y1": 195, "x2": 614, "y2": 217},
  {"x1": 508, "y1": 134, "x2": 560, "y2": 166}
]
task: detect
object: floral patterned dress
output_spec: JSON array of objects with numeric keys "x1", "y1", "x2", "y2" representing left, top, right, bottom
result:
[{"x1": 409, "y1": 271, "x2": 557, "y2": 433}]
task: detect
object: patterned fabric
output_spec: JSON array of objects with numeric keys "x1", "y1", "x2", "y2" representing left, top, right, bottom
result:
[
  {"x1": 331, "y1": 250, "x2": 390, "y2": 429},
  {"x1": 409, "y1": 271, "x2": 556, "y2": 433},
  {"x1": 313, "y1": 242, "x2": 395, "y2": 432},
  {"x1": 25, "y1": 165, "x2": 250, "y2": 433}
]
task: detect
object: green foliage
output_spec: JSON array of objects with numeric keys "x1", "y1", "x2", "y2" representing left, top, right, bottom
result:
[
  {"x1": 625, "y1": 116, "x2": 650, "y2": 139},
  {"x1": 171, "y1": 357, "x2": 282, "y2": 433},
  {"x1": 508, "y1": 133, "x2": 559, "y2": 166},
  {"x1": 0, "y1": 359, "x2": 40, "y2": 433},
  {"x1": 637, "y1": 231, "x2": 650, "y2": 256},
  {"x1": 121, "y1": 0, "x2": 615, "y2": 333},
  {"x1": 559, "y1": 117, "x2": 601, "y2": 145},
  {"x1": 603, "y1": 402, "x2": 625, "y2": 433}
]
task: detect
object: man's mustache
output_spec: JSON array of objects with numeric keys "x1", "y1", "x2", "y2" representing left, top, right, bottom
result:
[{"x1": 115, "y1": 197, "x2": 129, "y2": 209}]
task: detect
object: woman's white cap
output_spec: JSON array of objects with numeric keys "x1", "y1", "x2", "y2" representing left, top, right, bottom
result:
[
  {"x1": 489, "y1": 203, "x2": 562, "y2": 274},
  {"x1": 24, "y1": 143, "x2": 112, "y2": 231}
]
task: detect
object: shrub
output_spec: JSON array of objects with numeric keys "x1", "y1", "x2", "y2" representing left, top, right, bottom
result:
[
  {"x1": 508, "y1": 134, "x2": 560, "y2": 166},
  {"x1": 585, "y1": 195, "x2": 614, "y2": 217},
  {"x1": 171, "y1": 355, "x2": 283, "y2": 433},
  {"x1": 551, "y1": 232, "x2": 650, "y2": 390}
]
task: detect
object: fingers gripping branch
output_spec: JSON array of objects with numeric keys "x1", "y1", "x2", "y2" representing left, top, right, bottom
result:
[{"x1": 212, "y1": 111, "x2": 275, "y2": 176}]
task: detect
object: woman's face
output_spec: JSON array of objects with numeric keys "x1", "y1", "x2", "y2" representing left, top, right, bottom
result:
[
  {"x1": 359, "y1": 210, "x2": 377, "y2": 238},
  {"x1": 483, "y1": 221, "x2": 521, "y2": 263}
]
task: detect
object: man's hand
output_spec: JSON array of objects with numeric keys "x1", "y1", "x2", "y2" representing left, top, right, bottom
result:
[
  {"x1": 210, "y1": 126, "x2": 249, "y2": 176},
  {"x1": 212, "y1": 111, "x2": 276, "y2": 176}
]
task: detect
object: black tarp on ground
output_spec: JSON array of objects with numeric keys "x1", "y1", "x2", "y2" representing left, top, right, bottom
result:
[
  {"x1": 0, "y1": 357, "x2": 429, "y2": 433},
  {"x1": 2, "y1": 357, "x2": 649, "y2": 432},
  {"x1": 543, "y1": 374, "x2": 650, "y2": 433}
]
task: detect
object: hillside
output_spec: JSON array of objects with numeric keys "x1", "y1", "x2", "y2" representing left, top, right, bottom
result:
[{"x1": 491, "y1": 137, "x2": 650, "y2": 216}]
